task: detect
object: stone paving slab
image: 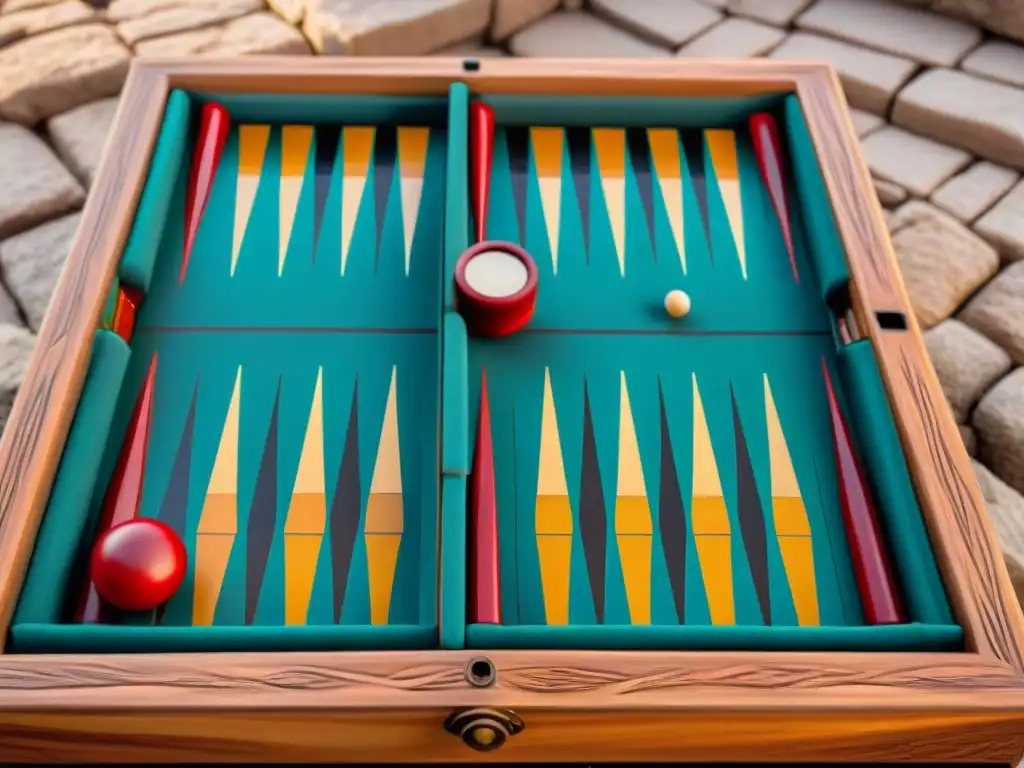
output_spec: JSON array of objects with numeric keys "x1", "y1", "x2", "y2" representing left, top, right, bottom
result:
[
  {"x1": 0, "y1": 0, "x2": 95, "y2": 47},
  {"x1": 974, "y1": 460, "x2": 1024, "y2": 607},
  {"x1": 874, "y1": 177, "x2": 908, "y2": 207},
  {"x1": 900, "y1": 0, "x2": 1024, "y2": 44},
  {"x1": 924, "y1": 317, "x2": 1013, "y2": 423},
  {"x1": 850, "y1": 109, "x2": 885, "y2": 138},
  {"x1": 135, "y1": 12, "x2": 310, "y2": 57},
  {"x1": 265, "y1": 0, "x2": 303, "y2": 26},
  {"x1": 974, "y1": 179, "x2": 1024, "y2": 262},
  {"x1": 47, "y1": 97, "x2": 118, "y2": 188},
  {"x1": 0, "y1": 322, "x2": 36, "y2": 435},
  {"x1": 591, "y1": 0, "x2": 721, "y2": 49},
  {"x1": 2, "y1": 0, "x2": 69, "y2": 11},
  {"x1": 0, "y1": 23, "x2": 130, "y2": 126},
  {"x1": 962, "y1": 40, "x2": 1024, "y2": 88},
  {"x1": 889, "y1": 199, "x2": 960, "y2": 232},
  {"x1": 0, "y1": 211, "x2": 79, "y2": 332},
  {"x1": 770, "y1": 31, "x2": 916, "y2": 114},
  {"x1": 0, "y1": 122, "x2": 83, "y2": 239},
  {"x1": 930, "y1": 161, "x2": 1020, "y2": 224},
  {"x1": 510, "y1": 11, "x2": 670, "y2": 57},
  {"x1": 0, "y1": 276, "x2": 23, "y2": 327},
  {"x1": 435, "y1": 39, "x2": 508, "y2": 57},
  {"x1": 108, "y1": 0, "x2": 265, "y2": 47},
  {"x1": 677, "y1": 16, "x2": 784, "y2": 58},
  {"x1": 727, "y1": 0, "x2": 814, "y2": 26},
  {"x1": 961, "y1": 261, "x2": 1024, "y2": 365},
  {"x1": 892, "y1": 202, "x2": 1000, "y2": 329},
  {"x1": 491, "y1": 0, "x2": 561, "y2": 41},
  {"x1": 861, "y1": 125, "x2": 972, "y2": 197},
  {"x1": 302, "y1": 0, "x2": 491, "y2": 56},
  {"x1": 974, "y1": 367, "x2": 1024, "y2": 495},
  {"x1": 797, "y1": 0, "x2": 982, "y2": 66},
  {"x1": 893, "y1": 68, "x2": 1024, "y2": 170}
]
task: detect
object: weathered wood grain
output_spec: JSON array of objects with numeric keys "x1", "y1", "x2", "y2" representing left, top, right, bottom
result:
[
  {"x1": 796, "y1": 70, "x2": 1024, "y2": 671},
  {"x1": 0, "y1": 58, "x2": 1020, "y2": 764}
]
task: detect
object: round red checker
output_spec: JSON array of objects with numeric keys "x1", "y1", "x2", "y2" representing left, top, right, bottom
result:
[
  {"x1": 90, "y1": 518, "x2": 188, "y2": 612},
  {"x1": 454, "y1": 241, "x2": 539, "y2": 338}
]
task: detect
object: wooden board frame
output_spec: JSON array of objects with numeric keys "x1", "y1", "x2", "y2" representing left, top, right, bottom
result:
[{"x1": 0, "y1": 57, "x2": 1021, "y2": 764}]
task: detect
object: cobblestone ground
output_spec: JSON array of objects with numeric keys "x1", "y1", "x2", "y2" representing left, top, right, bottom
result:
[{"x1": 1, "y1": 0, "x2": 1023, "y2": 608}]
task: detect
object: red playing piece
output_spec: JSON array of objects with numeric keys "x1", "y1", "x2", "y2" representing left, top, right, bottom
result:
[
  {"x1": 90, "y1": 518, "x2": 187, "y2": 612},
  {"x1": 76, "y1": 355, "x2": 158, "y2": 623},
  {"x1": 182, "y1": 101, "x2": 230, "y2": 284},
  {"x1": 469, "y1": 101, "x2": 496, "y2": 243},
  {"x1": 468, "y1": 368, "x2": 501, "y2": 624},
  {"x1": 112, "y1": 285, "x2": 144, "y2": 342},
  {"x1": 822, "y1": 359, "x2": 905, "y2": 625},
  {"x1": 749, "y1": 112, "x2": 798, "y2": 284},
  {"x1": 455, "y1": 241, "x2": 539, "y2": 338}
]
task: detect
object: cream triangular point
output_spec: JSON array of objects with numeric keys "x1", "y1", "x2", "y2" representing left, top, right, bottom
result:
[
  {"x1": 537, "y1": 368, "x2": 569, "y2": 498},
  {"x1": 370, "y1": 366, "x2": 402, "y2": 495},
  {"x1": 198, "y1": 367, "x2": 240, "y2": 535},
  {"x1": 284, "y1": 368, "x2": 326, "y2": 535},
  {"x1": 692, "y1": 374, "x2": 724, "y2": 499},
  {"x1": 279, "y1": 126, "x2": 313, "y2": 277},
  {"x1": 764, "y1": 375, "x2": 801, "y2": 499},
  {"x1": 233, "y1": 125, "x2": 270, "y2": 276}
]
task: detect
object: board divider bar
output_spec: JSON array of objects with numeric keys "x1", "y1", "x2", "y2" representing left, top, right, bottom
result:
[{"x1": 438, "y1": 81, "x2": 471, "y2": 649}]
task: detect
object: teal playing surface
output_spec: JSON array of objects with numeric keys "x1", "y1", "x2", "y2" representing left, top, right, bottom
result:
[
  {"x1": 462, "y1": 106, "x2": 958, "y2": 650},
  {"x1": 12, "y1": 91, "x2": 960, "y2": 654}
]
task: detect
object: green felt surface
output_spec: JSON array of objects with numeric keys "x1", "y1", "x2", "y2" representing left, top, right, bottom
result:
[
  {"x1": 478, "y1": 110, "x2": 829, "y2": 333},
  {"x1": 440, "y1": 313, "x2": 468, "y2": 650},
  {"x1": 11, "y1": 623, "x2": 436, "y2": 653},
  {"x1": 444, "y1": 83, "x2": 470, "y2": 309},
  {"x1": 440, "y1": 472, "x2": 468, "y2": 650},
  {"x1": 193, "y1": 94, "x2": 448, "y2": 128},
  {"x1": 836, "y1": 340, "x2": 954, "y2": 625},
  {"x1": 782, "y1": 94, "x2": 850, "y2": 301},
  {"x1": 14, "y1": 90, "x2": 961, "y2": 655},
  {"x1": 467, "y1": 622, "x2": 963, "y2": 651},
  {"x1": 13, "y1": 97, "x2": 448, "y2": 654},
  {"x1": 466, "y1": 334, "x2": 871, "y2": 631},
  {"x1": 459, "y1": 97, "x2": 959, "y2": 650},
  {"x1": 438, "y1": 82, "x2": 470, "y2": 650},
  {"x1": 13, "y1": 331, "x2": 131, "y2": 626},
  {"x1": 482, "y1": 94, "x2": 786, "y2": 128},
  {"x1": 120, "y1": 89, "x2": 193, "y2": 292}
]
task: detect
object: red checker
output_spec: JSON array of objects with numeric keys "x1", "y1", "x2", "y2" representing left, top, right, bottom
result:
[{"x1": 455, "y1": 241, "x2": 539, "y2": 339}]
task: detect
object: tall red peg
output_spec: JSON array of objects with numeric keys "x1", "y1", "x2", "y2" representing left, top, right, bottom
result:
[
  {"x1": 469, "y1": 101, "x2": 495, "y2": 243},
  {"x1": 75, "y1": 355, "x2": 158, "y2": 623},
  {"x1": 468, "y1": 368, "x2": 501, "y2": 624},
  {"x1": 822, "y1": 359, "x2": 905, "y2": 625},
  {"x1": 749, "y1": 112, "x2": 798, "y2": 284},
  {"x1": 182, "y1": 101, "x2": 231, "y2": 284}
]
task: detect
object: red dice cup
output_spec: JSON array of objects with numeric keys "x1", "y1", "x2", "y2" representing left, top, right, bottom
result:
[{"x1": 454, "y1": 241, "x2": 539, "y2": 338}]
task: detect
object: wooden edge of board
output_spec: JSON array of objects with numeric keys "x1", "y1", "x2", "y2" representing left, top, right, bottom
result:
[
  {"x1": 145, "y1": 55, "x2": 813, "y2": 97},
  {"x1": 0, "y1": 650, "x2": 1023, "y2": 761},
  {"x1": 0, "y1": 66, "x2": 171, "y2": 646},
  {"x1": 0, "y1": 707, "x2": 1022, "y2": 763},
  {"x1": 0, "y1": 61, "x2": 1022, "y2": 757},
  {"x1": 0, "y1": 647, "x2": 1020, "y2": 708},
  {"x1": 794, "y1": 69, "x2": 1024, "y2": 673}
]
